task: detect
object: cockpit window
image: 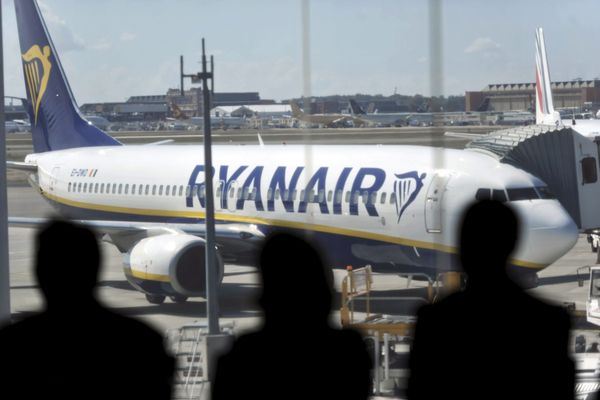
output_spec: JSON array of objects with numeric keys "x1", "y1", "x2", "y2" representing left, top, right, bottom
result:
[
  {"x1": 475, "y1": 188, "x2": 491, "y2": 201},
  {"x1": 475, "y1": 188, "x2": 507, "y2": 202},
  {"x1": 506, "y1": 187, "x2": 539, "y2": 201},
  {"x1": 535, "y1": 186, "x2": 555, "y2": 199},
  {"x1": 492, "y1": 189, "x2": 507, "y2": 203}
]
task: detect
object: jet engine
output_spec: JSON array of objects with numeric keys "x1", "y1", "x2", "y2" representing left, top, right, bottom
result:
[{"x1": 127, "y1": 234, "x2": 224, "y2": 300}]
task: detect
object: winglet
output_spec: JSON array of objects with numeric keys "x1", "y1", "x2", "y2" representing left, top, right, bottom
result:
[{"x1": 535, "y1": 28, "x2": 561, "y2": 125}]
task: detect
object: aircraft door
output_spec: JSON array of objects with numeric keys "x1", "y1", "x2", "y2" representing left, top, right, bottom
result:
[
  {"x1": 49, "y1": 166, "x2": 60, "y2": 192},
  {"x1": 425, "y1": 173, "x2": 450, "y2": 233}
]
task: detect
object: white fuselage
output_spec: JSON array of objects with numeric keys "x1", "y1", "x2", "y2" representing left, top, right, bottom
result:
[{"x1": 25, "y1": 144, "x2": 578, "y2": 276}]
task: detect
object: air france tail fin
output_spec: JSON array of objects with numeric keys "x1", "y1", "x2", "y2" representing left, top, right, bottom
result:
[
  {"x1": 535, "y1": 28, "x2": 561, "y2": 126},
  {"x1": 14, "y1": 0, "x2": 120, "y2": 153}
]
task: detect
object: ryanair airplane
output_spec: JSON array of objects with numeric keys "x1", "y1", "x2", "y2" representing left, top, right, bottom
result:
[{"x1": 8, "y1": 0, "x2": 578, "y2": 304}]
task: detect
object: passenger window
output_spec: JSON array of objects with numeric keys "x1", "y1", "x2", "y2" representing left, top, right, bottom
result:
[
  {"x1": 334, "y1": 189, "x2": 342, "y2": 203},
  {"x1": 300, "y1": 190, "x2": 305, "y2": 201},
  {"x1": 475, "y1": 188, "x2": 491, "y2": 201},
  {"x1": 327, "y1": 190, "x2": 333, "y2": 202},
  {"x1": 370, "y1": 192, "x2": 377, "y2": 204},
  {"x1": 179, "y1": 185, "x2": 183, "y2": 196},
  {"x1": 139, "y1": 185, "x2": 143, "y2": 195},
  {"x1": 267, "y1": 188, "x2": 273, "y2": 201},
  {"x1": 94, "y1": 183, "x2": 99, "y2": 193},
  {"x1": 145, "y1": 185, "x2": 149, "y2": 195},
  {"x1": 83, "y1": 183, "x2": 87, "y2": 193},
  {"x1": 118, "y1": 184, "x2": 122, "y2": 194},
  {"x1": 345, "y1": 191, "x2": 350, "y2": 203},
  {"x1": 68, "y1": 182, "x2": 71, "y2": 192},
  {"x1": 131, "y1": 184, "x2": 136, "y2": 194},
  {"x1": 275, "y1": 189, "x2": 280, "y2": 200},
  {"x1": 380, "y1": 192, "x2": 387, "y2": 204},
  {"x1": 100, "y1": 183, "x2": 104, "y2": 193},
  {"x1": 283, "y1": 189, "x2": 289, "y2": 201},
  {"x1": 78, "y1": 183, "x2": 82, "y2": 193},
  {"x1": 112, "y1": 183, "x2": 117, "y2": 194},
  {"x1": 390, "y1": 193, "x2": 397, "y2": 204},
  {"x1": 159, "y1": 185, "x2": 163, "y2": 196},
  {"x1": 200, "y1": 186, "x2": 206, "y2": 199},
  {"x1": 352, "y1": 191, "x2": 359, "y2": 204},
  {"x1": 318, "y1": 189, "x2": 325, "y2": 203},
  {"x1": 124, "y1": 184, "x2": 129, "y2": 195},
  {"x1": 237, "y1": 188, "x2": 242, "y2": 199},
  {"x1": 229, "y1": 187, "x2": 235, "y2": 198},
  {"x1": 165, "y1": 185, "x2": 170, "y2": 196},
  {"x1": 292, "y1": 190, "x2": 297, "y2": 201}
]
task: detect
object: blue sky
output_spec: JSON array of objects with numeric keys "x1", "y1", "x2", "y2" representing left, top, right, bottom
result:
[{"x1": 3, "y1": 0, "x2": 600, "y2": 104}]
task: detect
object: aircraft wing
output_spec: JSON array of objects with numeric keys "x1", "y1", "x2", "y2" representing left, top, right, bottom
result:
[{"x1": 8, "y1": 217, "x2": 265, "y2": 262}]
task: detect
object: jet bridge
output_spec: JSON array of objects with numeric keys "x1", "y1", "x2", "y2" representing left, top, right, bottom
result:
[{"x1": 466, "y1": 124, "x2": 600, "y2": 231}]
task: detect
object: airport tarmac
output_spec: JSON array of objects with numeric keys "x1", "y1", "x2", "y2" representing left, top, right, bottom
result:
[{"x1": 5, "y1": 183, "x2": 598, "y2": 335}]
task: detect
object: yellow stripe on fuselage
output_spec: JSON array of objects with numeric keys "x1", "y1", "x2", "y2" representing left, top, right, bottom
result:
[{"x1": 43, "y1": 191, "x2": 546, "y2": 270}]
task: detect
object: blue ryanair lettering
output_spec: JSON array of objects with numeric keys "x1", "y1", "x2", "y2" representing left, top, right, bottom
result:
[
  {"x1": 333, "y1": 167, "x2": 352, "y2": 215},
  {"x1": 350, "y1": 168, "x2": 386, "y2": 216},
  {"x1": 298, "y1": 167, "x2": 329, "y2": 214},
  {"x1": 267, "y1": 166, "x2": 304, "y2": 212},
  {"x1": 186, "y1": 165, "x2": 215, "y2": 208},
  {"x1": 237, "y1": 166, "x2": 265, "y2": 211},
  {"x1": 219, "y1": 165, "x2": 247, "y2": 209}
]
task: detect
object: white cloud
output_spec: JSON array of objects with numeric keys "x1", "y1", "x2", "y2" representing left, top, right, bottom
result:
[
  {"x1": 91, "y1": 39, "x2": 112, "y2": 50},
  {"x1": 464, "y1": 37, "x2": 501, "y2": 54},
  {"x1": 38, "y1": 0, "x2": 85, "y2": 52},
  {"x1": 120, "y1": 32, "x2": 137, "y2": 42}
]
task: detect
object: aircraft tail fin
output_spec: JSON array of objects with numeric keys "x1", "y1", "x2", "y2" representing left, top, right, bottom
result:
[
  {"x1": 535, "y1": 28, "x2": 561, "y2": 125},
  {"x1": 348, "y1": 100, "x2": 366, "y2": 116},
  {"x1": 290, "y1": 101, "x2": 304, "y2": 118},
  {"x1": 14, "y1": 0, "x2": 120, "y2": 153}
]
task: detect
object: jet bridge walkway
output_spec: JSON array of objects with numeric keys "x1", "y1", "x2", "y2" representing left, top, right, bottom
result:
[{"x1": 466, "y1": 124, "x2": 600, "y2": 231}]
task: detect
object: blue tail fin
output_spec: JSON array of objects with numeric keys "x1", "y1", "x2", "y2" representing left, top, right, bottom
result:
[{"x1": 14, "y1": 0, "x2": 120, "y2": 153}]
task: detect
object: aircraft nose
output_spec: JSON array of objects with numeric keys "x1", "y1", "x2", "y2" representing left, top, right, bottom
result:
[{"x1": 511, "y1": 200, "x2": 578, "y2": 267}]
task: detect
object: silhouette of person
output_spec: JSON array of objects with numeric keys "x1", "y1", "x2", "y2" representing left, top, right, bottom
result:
[
  {"x1": 0, "y1": 220, "x2": 174, "y2": 399},
  {"x1": 407, "y1": 200, "x2": 574, "y2": 400},
  {"x1": 212, "y1": 231, "x2": 372, "y2": 400}
]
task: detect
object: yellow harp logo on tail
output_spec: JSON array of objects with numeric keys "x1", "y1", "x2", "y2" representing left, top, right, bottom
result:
[{"x1": 22, "y1": 45, "x2": 52, "y2": 125}]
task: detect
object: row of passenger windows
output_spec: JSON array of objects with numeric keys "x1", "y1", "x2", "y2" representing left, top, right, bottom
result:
[
  {"x1": 475, "y1": 186, "x2": 555, "y2": 202},
  {"x1": 67, "y1": 181, "x2": 407, "y2": 205}
]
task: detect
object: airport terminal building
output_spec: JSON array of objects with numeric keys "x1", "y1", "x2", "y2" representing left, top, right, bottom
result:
[{"x1": 466, "y1": 79, "x2": 600, "y2": 113}]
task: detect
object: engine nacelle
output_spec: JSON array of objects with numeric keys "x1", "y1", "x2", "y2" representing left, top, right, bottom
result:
[{"x1": 127, "y1": 234, "x2": 224, "y2": 297}]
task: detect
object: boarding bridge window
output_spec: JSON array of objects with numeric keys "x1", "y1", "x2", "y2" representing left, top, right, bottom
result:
[
  {"x1": 581, "y1": 157, "x2": 598, "y2": 184},
  {"x1": 506, "y1": 187, "x2": 539, "y2": 201}
]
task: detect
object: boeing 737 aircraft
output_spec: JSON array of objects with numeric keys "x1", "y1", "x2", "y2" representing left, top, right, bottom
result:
[{"x1": 8, "y1": 0, "x2": 579, "y2": 304}]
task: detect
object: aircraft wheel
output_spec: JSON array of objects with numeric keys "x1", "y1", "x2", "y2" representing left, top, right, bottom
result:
[
  {"x1": 146, "y1": 294, "x2": 166, "y2": 305},
  {"x1": 170, "y1": 295, "x2": 188, "y2": 303}
]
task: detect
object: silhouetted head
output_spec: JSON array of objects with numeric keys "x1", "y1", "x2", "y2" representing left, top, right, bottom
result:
[
  {"x1": 258, "y1": 231, "x2": 333, "y2": 327},
  {"x1": 35, "y1": 219, "x2": 101, "y2": 309},
  {"x1": 459, "y1": 200, "x2": 519, "y2": 284}
]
